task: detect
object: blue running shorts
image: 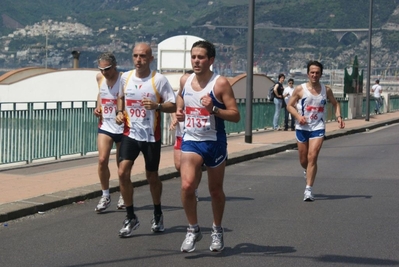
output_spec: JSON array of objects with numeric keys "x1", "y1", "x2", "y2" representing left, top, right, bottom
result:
[
  {"x1": 181, "y1": 140, "x2": 227, "y2": 168},
  {"x1": 296, "y1": 129, "x2": 325, "y2": 143}
]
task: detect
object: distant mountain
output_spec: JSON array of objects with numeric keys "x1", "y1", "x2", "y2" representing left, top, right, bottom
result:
[{"x1": 1, "y1": 0, "x2": 399, "y2": 74}]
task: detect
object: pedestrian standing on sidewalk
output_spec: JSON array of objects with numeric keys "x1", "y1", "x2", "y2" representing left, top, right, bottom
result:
[
  {"x1": 176, "y1": 40, "x2": 240, "y2": 253},
  {"x1": 272, "y1": 73, "x2": 285, "y2": 130},
  {"x1": 372, "y1": 79, "x2": 383, "y2": 114},
  {"x1": 115, "y1": 43, "x2": 176, "y2": 237},
  {"x1": 287, "y1": 60, "x2": 345, "y2": 202},
  {"x1": 93, "y1": 52, "x2": 125, "y2": 212},
  {"x1": 169, "y1": 70, "x2": 201, "y2": 202},
  {"x1": 283, "y1": 78, "x2": 295, "y2": 131}
]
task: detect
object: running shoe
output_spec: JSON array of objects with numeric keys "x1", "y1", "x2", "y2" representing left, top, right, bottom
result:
[
  {"x1": 180, "y1": 228, "x2": 203, "y2": 253},
  {"x1": 195, "y1": 189, "x2": 199, "y2": 202},
  {"x1": 151, "y1": 214, "x2": 165, "y2": 232},
  {"x1": 209, "y1": 228, "x2": 224, "y2": 252},
  {"x1": 95, "y1": 195, "x2": 111, "y2": 213},
  {"x1": 303, "y1": 190, "x2": 315, "y2": 202},
  {"x1": 116, "y1": 195, "x2": 125, "y2": 210},
  {"x1": 119, "y1": 216, "x2": 140, "y2": 237}
]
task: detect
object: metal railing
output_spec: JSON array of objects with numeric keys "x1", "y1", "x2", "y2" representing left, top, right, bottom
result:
[
  {"x1": 0, "y1": 97, "x2": 354, "y2": 166},
  {"x1": 1, "y1": 101, "x2": 97, "y2": 165}
]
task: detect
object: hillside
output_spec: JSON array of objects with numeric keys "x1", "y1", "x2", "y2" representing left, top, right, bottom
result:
[{"x1": 1, "y1": 0, "x2": 399, "y2": 75}]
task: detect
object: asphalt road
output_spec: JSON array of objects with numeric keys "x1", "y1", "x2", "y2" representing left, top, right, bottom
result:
[{"x1": 1, "y1": 124, "x2": 399, "y2": 267}]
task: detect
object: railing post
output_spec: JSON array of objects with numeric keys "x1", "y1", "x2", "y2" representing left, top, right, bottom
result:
[
  {"x1": 27, "y1": 103, "x2": 33, "y2": 163},
  {"x1": 382, "y1": 92, "x2": 389, "y2": 113},
  {"x1": 56, "y1": 102, "x2": 62, "y2": 159},
  {"x1": 81, "y1": 101, "x2": 87, "y2": 156}
]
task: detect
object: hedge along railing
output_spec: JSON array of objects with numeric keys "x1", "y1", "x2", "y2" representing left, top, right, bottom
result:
[{"x1": 1, "y1": 97, "x2": 351, "y2": 166}]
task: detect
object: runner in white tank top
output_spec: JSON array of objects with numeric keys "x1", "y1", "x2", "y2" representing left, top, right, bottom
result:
[
  {"x1": 176, "y1": 40, "x2": 240, "y2": 253},
  {"x1": 286, "y1": 61, "x2": 345, "y2": 203},
  {"x1": 115, "y1": 43, "x2": 177, "y2": 237},
  {"x1": 93, "y1": 52, "x2": 124, "y2": 213}
]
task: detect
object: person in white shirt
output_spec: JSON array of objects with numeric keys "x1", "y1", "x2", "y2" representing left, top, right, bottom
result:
[
  {"x1": 176, "y1": 40, "x2": 240, "y2": 253},
  {"x1": 283, "y1": 78, "x2": 295, "y2": 131},
  {"x1": 371, "y1": 79, "x2": 383, "y2": 114},
  {"x1": 93, "y1": 52, "x2": 125, "y2": 212},
  {"x1": 287, "y1": 61, "x2": 345, "y2": 202},
  {"x1": 115, "y1": 43, "x2": 176, "y2": 237}
]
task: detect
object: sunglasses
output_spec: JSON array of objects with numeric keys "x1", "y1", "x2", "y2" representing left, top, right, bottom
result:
[{"x1": 98, "y1": 65, "x2": 113, "y2": 71}]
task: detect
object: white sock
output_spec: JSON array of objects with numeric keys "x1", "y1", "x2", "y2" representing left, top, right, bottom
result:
[
  {"x1": 212, "y1": 223, "x2": 223, "y2": 232},
  {"x1": 305, "y1": 186, "x2": 312, "y2": 191},
  {"x1": 102, "y1": 189, "x2": 110, "y2": 197}
]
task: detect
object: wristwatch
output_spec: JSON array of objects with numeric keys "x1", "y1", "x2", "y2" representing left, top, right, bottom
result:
[
  {"x1": 211, "y1": 106, "x2": 219, "y2": 114},
  {"x1": 156, "y1": 103, "x2": 162, "y2": 110}
]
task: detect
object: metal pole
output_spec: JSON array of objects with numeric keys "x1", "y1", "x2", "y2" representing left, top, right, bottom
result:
[
  {"x1": 45, "y1": 30, "x2": 48, "y2": 69},
  {"x1": 365, "y1": 0, "x2": 373, "y2": 121},
  {"x1": 245, "y1": 0, "x2": 255, "y2": 143}
]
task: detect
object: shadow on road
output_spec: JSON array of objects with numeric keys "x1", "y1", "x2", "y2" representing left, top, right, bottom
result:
[
  {"x1": 316, "y1": 254, "x2": 399, "y2": 265},
  {"x1": 185, "y1": 242, "x2": 296, "y2": 259},
  {"x1": 315, "y1": 194, "x2": 372, "y2": 200}
]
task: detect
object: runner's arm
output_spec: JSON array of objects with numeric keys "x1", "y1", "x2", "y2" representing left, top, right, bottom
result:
[{"x1": 214, "y1": 77, "x2": 240, "y2": 123}]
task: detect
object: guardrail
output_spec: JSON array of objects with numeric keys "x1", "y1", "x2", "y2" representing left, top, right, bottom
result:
[{"x1": 0, "y1": 97, "x2": 359, "y2": 167}]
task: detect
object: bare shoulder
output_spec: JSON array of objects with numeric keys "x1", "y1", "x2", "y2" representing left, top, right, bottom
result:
[
  {"x1": 325, "y1": 84, "x2": 334, "y2": 97},
  {"x1": 215, "y1": 75, "x2": 232, "y2": 90},
  {"x1": 180, "y1": 73, "x2": 190, "y2": 84},
  {"x1": 96, "y1": 73, "x2": 103, "y2": 81},
  {"x1": 293, "y1": 84, "x2": 303, "y2": 94},
  {"x1": 179, "y1": 73, "x2": 191, "y2": 93}
]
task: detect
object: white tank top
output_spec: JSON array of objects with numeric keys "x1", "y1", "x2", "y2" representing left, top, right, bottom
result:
[
  {"x1": 295, "y1": 83, "x2": 327, "y2": 131},
  {"x1": 182, "y1": 73, "x2": 226, "y2": 142},
  {"x1": 98, "y1": 74, "x2": 124, "y2": 134},
  {"x1": 120, "y1": 70, "x2": 176, "y2": 142}
]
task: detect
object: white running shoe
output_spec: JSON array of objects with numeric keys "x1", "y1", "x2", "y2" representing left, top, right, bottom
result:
[
  {"x1": 151, "y1": 214, "x2": 165, "y2": 232},
  {"x1": 119, "y1": 216, "x2": 140, "y2": 237},
  {"x1": 95, "y1": 195, "x2": 111, "y2": 213},
  {"x1": 181, "y1": 228, "x2": 203, "y2": 253},
  {"x1": 303, "y1": 190, "x2": 314, "y2": 202},
  {"x1": 116, "y1": 195, "x2": 125, "y2": 210},
  {"x1": 209, "y1": 228, "x2": 224, "y2": 252}
]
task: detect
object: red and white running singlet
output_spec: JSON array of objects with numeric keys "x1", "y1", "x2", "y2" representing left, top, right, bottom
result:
[
  {"x1": 98, "y1": 74, "x2": 124, "y2": 134},
  {"x1": 182, "y1": 73, "x2": 226, "y2": 142},
  {"x1": 295, "y1": 83, "x2": 327, "y2": 131},
  {"x1": 119, "y1": 70, "x2": 175, "y2": 142}
]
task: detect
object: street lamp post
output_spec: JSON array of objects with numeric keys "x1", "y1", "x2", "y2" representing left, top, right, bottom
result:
[
  {"x1": 245, "y1": 0, "x2": 255, "y2": 143},
  {"x1": 45, "y1": 29, "x2": 48, "y2": 69},
  {"x1": 365, "y1": 0, "x2": 373, "y2": 121}
]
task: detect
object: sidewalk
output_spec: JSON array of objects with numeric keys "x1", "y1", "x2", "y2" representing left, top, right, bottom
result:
[{"x1": 1, "y1": 112, "x2": 399, "y2": 222}]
